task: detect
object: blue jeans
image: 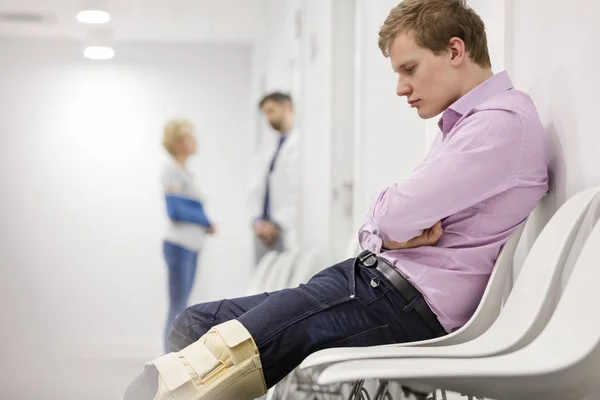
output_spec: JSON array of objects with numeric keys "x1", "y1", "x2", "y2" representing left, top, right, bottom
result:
[
  {"x1": 163, "y1": 241, "x2": 198, "y2": 353},
  {"x1": 167, "y1": 257, "x2": 438, "y2": 388}
]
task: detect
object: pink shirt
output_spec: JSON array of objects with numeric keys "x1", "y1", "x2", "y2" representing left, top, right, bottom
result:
[{"x1": 359, "y1": 72, "x2": 548, "y2": 333}]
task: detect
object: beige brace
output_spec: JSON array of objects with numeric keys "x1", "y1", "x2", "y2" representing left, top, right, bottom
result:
[{"x1": 149, "y1": 320, "x2": 267, "y2": 400}]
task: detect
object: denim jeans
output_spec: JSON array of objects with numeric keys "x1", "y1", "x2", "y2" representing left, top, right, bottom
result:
[
  {"x1": 168, "y1": 257, "x2": 438, "y2": 388},
  {"x1": 163, "y1": 241, "x2": 198, "y2": 353}
]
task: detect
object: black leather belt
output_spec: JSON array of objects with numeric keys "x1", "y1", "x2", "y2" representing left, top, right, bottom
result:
[{"x1": 357, "y1": 250, "x2": 447, "y2": 337}]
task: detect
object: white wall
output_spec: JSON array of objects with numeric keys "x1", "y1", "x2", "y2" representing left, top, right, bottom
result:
[
  {"x1": 329, "y1": 0, "x2": 357, "y2": 258},
  {"x1": 250, "y1": 0, "x2": 300, "y2": 152},
  {"x1": 507, "y1": 0, "x2": 600, "y2": 264},
  {"x1": 353, "y1": 0, "x2": 429, "y2": 226},
  {"x1": 297, "y1": 0, "x2": 334, "y2": 253},
  {"x1": 0, "y1": 38, "x2": 253, "y2": 398}
]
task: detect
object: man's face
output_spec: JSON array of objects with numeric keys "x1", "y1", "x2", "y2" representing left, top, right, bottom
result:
[
  {"x1": 389, "y1": 32, "x2": 462, "y2": 119},
  {"x1": 260, "y1": 100, "x2": 288, "y2": 132}
]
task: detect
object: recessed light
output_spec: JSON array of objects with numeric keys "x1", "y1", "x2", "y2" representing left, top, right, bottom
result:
[
  {"x1": 76, "y1": 10, "x2": 110, "y2": 24},
  {"x1": 84, "y1": 46, "x2": 115, "y2": 60}
]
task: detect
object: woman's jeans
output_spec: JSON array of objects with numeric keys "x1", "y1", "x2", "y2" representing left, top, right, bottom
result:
[
  {"x1": 163, "y1": 241, "x2": 198, "y2": 353},
  {"x1": 168, "y1": 257, "x2": 439, "y2": 388}
]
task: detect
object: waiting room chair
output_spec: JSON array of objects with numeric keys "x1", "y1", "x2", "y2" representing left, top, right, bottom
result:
[
  {"x1": 246, "y1": 251, "x2": 280, "y2": 295},
  {"x1": 317, "y1": 192, "x2": 600, "y2": 400}
]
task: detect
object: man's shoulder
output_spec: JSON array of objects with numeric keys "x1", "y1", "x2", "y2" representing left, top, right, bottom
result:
[{"x1": 474, "y1": 89, "x2": 540, "y2": 123}]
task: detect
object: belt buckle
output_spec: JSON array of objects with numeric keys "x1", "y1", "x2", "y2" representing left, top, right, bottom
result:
[{"x1": 358, "y1": 251, "x2": 377, "y2": 268}]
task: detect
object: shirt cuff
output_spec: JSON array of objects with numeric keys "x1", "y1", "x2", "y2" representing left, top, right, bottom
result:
[{"x1": 358, "y1": 220, "x2": 384, "y2": 255}]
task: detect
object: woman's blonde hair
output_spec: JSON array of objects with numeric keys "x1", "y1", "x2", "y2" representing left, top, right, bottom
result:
[{"x1": 162, "y1": 119, "x2": 194, "y2": 157}]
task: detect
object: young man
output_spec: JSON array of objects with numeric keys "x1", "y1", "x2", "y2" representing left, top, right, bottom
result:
[{"x1": 123, "y1": 1, "x2": 548, "y2": 399}]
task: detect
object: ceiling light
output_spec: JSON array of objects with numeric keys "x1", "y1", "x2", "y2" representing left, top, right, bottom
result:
[
  {"x1": 76, "y1": 10, "x2": 110, "y2": 24},
  {"x1": 83, "y1": 46, "x2": 115, "y2": 60}
]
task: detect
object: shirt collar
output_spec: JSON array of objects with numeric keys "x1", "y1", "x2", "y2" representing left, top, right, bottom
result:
[{"x1": 437, "y1": 71, "x2": 514, "y2": 136}]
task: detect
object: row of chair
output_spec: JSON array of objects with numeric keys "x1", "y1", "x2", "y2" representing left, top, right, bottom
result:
[
  {"x1": 295, "y1": 187, "x2": 600, "y2": 399},
  {"x1": 246, "y1": 247, "x2": 331, "y2": 296}
]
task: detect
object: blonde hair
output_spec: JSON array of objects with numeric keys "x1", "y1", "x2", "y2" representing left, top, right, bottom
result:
[
  {"x1": 162, "y1": 119, "x2": 193, "y2": 157},
  {"x1": 378, "y1": 0, "x2": 491, "y2": 68}
]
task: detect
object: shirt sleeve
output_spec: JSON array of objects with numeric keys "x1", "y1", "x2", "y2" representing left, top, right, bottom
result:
[
  {"x1": 359, "y1": 109, "x2": 522, "y2": 253},
  {"x1": 161, "y1": 164, "x2": 185, "y2": 192}
]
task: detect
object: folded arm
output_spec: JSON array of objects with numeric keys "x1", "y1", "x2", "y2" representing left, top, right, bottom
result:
[{"x1": 359, "y1": 110, "x2": 521, "y2": 253}]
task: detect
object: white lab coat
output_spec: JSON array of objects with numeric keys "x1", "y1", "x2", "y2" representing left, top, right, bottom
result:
[{"x1": 247, "y1": 131, "x2": 299, "y2": 249}]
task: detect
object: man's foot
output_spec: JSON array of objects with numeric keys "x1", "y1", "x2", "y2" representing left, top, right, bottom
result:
[
  {"x1": 123, "y1": 365, "x2": 159, "y2": 400},
  {"x1": 122, "y1": 320, "x2": 267, "y2": 400}
]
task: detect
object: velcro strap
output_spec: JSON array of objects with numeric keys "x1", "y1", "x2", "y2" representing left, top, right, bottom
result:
[
  {"x1": 153, "y1": 353, "x2": 191, "y2": 391},
  {"x1": 179, "y1": 340, "x2": 222, "y2": 380},
  {"x1": 214, "y1": 320, "x2": 252, "y2": 348}
]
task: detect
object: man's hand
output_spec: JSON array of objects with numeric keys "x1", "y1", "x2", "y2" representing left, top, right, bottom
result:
[
  {"x1": 206, "y1": 226, "x2": 216, "y2": 235},
  {"x1": 254, "y1": 220, "x2": 280, "y2": 247},
  {"x1": 383, "y1": 221, "x2": 443, "y2": 250}
]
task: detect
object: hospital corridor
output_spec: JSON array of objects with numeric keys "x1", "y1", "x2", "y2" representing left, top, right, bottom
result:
[{"x1": 0, "y1": 1, "x2": 599, "y2": 399}]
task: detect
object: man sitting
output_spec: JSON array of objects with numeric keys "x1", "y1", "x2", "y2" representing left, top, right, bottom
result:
[{"x1": 123, "y1": 1, "x2": 549, "y2": 399}]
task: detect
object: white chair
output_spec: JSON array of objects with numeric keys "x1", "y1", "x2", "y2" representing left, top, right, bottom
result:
[
  {"x1": 344, "y1": 235, "x2": 361, "y2": 259},
  {"x1": 317, "y1": 201, "x2": 600, "y2": 400},
  {"x1": 263, "y1": 248, "x2": 301, "y2": 292},
  {"x1": 300, "y1": 219, "x2": 527, "y2": 372},
  {"x1": 302, "y1": 188, "x2": 600, "y2": 372},
  {"x1": 287, "y1": 247, "x2": 329, "y2": 287},
  {"x1": 246, "y1": 251, "x2": 280, "y2": 295}
]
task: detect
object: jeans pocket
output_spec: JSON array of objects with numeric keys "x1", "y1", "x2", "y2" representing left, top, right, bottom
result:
[
  {"x1": 356, "y1": 266, "x2": 392, "y2": 305},
  {"x1": 300, "y1": 259, "x2": 357, "y2": 307},
  {"x1": 321, "y1": 324, "x2": 395, "y2": 349}
]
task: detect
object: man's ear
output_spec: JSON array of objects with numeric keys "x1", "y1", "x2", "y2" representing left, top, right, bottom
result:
[{"x1": 448, "y1": 37, "x2": 466, "y2": 65}]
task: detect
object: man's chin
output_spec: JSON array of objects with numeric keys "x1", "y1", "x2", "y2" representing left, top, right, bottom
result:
[{"x1": 417, "y1": 107, "x2": 441, "y2": 120}]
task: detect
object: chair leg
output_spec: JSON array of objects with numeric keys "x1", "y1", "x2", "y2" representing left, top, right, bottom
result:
[
  {"x1": 402, "y1": 386, "x2": 430, "y2": 400},
  {"x1": 347, "y1": 380, "x2": 370, "y2": 400},
  {"x1": 269, "y1": 370, "x2": 297, "y2": 400},
  {"x1": 373, "y1": 380, "x2": 394, "y2": 400},
  {"x1": 292, "y1": 366, "x2": 346, "y2": 400},
  {"x1": 426, "y1": 391, "x2": 449, "y2": 400}
]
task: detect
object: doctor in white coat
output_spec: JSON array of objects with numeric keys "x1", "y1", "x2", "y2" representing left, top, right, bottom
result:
[{"x1": 250, "y1": 92, "x2": 299, "y2": 264}]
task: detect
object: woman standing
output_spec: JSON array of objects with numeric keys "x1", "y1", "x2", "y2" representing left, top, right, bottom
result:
[{"x1": 161, "y1": 119, "x2": 215, "y2": 352}]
